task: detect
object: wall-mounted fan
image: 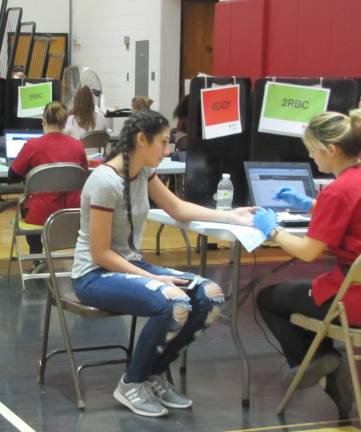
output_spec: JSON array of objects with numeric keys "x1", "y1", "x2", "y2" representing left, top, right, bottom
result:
[{"x1": 62, "y1": 65, "x2": 102, "y2": 110}]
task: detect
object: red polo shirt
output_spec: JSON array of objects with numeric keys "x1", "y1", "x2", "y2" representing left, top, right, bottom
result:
[
  {"x1": 307, "y1": 165, "x2": 361, "y2": 326},
  {"x1": 11, "y1": 132, "x2": 88, "y2": 225}
]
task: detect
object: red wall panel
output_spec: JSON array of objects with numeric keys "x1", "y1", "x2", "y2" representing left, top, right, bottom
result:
[
  {"x1": 214, "y1": 0, "x2": 361, "y2": 81},
  {"x1": 265, "y1": 0, "x2": 299, "y2": 76},
  {"x1": 213, "y1": 1, "x2": 231, "y2": 75},
  {"x1": 295, "y1": 0, "x2": 333, "y2": 76},
  {"x1": 214, "y1": 0, "x2": 265, "y2": 78},
  {"x1": 330, "y1": 0, "x2": 361, "y2": 76}
]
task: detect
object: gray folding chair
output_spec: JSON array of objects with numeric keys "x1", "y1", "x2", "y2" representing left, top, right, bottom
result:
[
  {"x1": 80, "y1": 130, "x2": 110, "y2": 156},
  {"x1": 277, "y1": 254, "x2": 361, "y2": 421},
  {"x1": 7, "y1": 163, "x2": 87, "y2": 290},
  {"x1": 38, "y1": 208, "x2": 137, "y2": 409}
]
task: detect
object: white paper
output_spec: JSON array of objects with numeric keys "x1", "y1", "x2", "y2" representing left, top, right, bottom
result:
[{"x1": 190, "y1": 221, "x2": 266, "y2": 252}]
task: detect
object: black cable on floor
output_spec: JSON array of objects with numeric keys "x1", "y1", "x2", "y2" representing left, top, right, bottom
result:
[{"x1": 249, "y1": 251, "x2": 284, "y2": 356}]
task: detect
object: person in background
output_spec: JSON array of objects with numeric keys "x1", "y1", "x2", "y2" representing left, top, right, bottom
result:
[
  {"x1": 64, "y1": 85, "x2": 107, "y2": 139},
  {"x1": 11, "y1": 66, "x2": 27, "y2": 79},
  {"x1": 8, "y1": 101, "x2": 88, "y2": 256},
  {"x1": 72, "y1": 110, "x2": 255, "y2": 417},
  {"x1": 131, "y1": 95, "x2": 153, "y2": 112},
  {"x1": 253, "y1": 110, "x2": 361, "y2": 419},
  {"x1": 173, "y1": 94, "x2": 189, "y2": 151}
]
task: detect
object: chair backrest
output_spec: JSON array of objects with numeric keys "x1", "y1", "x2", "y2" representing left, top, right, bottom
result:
[
  {"x1": 316, "y1": 254, "x2": 361, "y2": 327},
  {"x1": 43, "y1": 208, "x2": 80, "y2": 253},
  {"x1": 42, "y1": 208, "x2": 81, "y2": 303},
  {"x1": 23, "y1": 163, "x2": 87, "y2": 196},
  {"x1": 335, "y1": 255, "x2": 361, "y2": 304},
  {"x1": 80, "y1": 130, "x2": 110, "y2": 153}
]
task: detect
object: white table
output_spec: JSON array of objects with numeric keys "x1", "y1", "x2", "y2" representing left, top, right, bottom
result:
[
  {"x1": 155, "y1": 157, "x2": 185, "y2": 175},
  {"x1": 147, "y1": 208, "x2": 306, "y2": 405},
  {"x1": 0, "y1": 164, "x2": 9, "y2": 178}
]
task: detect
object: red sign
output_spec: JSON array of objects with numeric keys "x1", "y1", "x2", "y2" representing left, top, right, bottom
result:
[
  {"x1": 200, "y1": 84, "x2": 242, "y2": 139},
  {"x1": 202, "y1": 86, "x2": 239, "y2": 126}
]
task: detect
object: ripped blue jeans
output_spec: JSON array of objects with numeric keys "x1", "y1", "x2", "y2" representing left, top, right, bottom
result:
[{"x1": 73, "y1": 260, "x2": 224, "y2": 382}]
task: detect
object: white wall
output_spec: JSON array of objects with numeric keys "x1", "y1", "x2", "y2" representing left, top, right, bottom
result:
[
  {"x1": 72, "y1": 0, "x2": 181, "y2": 124},
  {"x1": 7, "y1": 0, "x2": 181, "y2": 128},
  {"x1": 159, "y1": 0, "x2": 181, "y2": 124},
  {"x1": 7, "y1": 0, "x2": 69, "y2": 33}
]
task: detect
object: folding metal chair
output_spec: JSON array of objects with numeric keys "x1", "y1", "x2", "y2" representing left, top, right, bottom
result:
[
  {"x1": 277, "y1": 254, "x2": 361, "y2": 421},
  {"x1": 7, "y1": 163, "x2": 87, "y2": 290},
  {"x1": 80, "y1": 130, "x2": 110, "y2": 156},
  {"x1": 38, "y1": 208, "x2": 137, "y2": 409}
]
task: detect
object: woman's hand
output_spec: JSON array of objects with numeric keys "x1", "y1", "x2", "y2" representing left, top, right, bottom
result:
[
  {"x1": 228, "y1": 206, "x2": 257, "y2": 226},
  {"x1": 253, "y1": 208, "x2": 278, "y2": 237},
  {"x1": 273, "y1": 186, "x2": 313, "y2": 211},
  {"x1": 152, "y1": 275, "x2": 190, "y2": 287}
]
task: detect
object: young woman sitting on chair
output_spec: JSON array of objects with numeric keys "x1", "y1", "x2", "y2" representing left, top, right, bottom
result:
[
  {"x1": 71, "y1": 110, "x2": 255, "y2": 417},
  {"x1": 8, "y1": 101, "x2": 88, "y2": 256},
  {"x1": 64, "y1": 85, "x2": 107, "y2": 140},
  {"x1": 253, "y1": 109, "x2": 361, "y2": 419}
]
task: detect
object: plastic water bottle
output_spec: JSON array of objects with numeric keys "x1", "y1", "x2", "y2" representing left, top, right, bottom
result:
[{"x1": 216, "y1": 173, "x2": 234, "y2": 210}]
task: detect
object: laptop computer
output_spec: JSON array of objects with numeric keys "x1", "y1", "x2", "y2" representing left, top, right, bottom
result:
[
  {"x1": 5, "y1": 129, "x2": 43, "y2": 163},
  {"x1": 244, "y1": 161, "x2": 317, "y2": 227}
]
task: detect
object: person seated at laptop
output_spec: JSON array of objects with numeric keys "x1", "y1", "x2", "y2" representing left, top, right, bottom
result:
[
  {"x1": 10, "y1": 66, "x2": 26, "y2": 80},
  {"x1": 8, "y1": 101, "x2": 88, "y2": 257},
  {"x1": 173, "y1": 94, "x2": 189, "y2": 152},
  {"x1": 253, "y1": 109, "x2": 361, "y2": 419},
  {"x1": 131, "y1": 95, "x2": 153, "y2": 113},
  {"x1": 64, "y1": 85, "x2": 107, "y2": 140}
]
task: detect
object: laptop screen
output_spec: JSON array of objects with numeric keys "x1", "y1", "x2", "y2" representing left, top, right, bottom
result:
[
  {"x1": 5, "y1": 130, "x2": 43, "y2": 162},
  {"x1": 244, "y1": 161, "x2": 316, "y2": 212}
]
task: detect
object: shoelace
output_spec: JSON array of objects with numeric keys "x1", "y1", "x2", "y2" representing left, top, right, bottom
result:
[
  {"x1": 138, "y1": 381, "x2": 158, "y2": 402},
  {"x1": 149, "y1": 375, "x2": 174, "y2": 395}
]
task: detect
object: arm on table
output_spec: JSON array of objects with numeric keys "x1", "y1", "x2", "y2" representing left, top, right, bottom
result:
[
  {"x1": 254, "y1": 207, "x2": 326, "y2": 262},
  {"x1": 148, "y1": 175, "x2": 255, "y2": 226}
]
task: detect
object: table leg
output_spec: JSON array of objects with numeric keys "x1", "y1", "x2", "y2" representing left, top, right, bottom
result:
[
  {"x1": 180, "y1": 228, "x2": 192, "y2": 268},
  {"x1": 155, "y1": 224, "x2": 165, "y2": 255},
  {"x1": 199, "y1": 235, "x2": 249, "y2": 405},
  {"x1": 199, "y1": 235, "x2": 208, "y2": 276},
  {"x1": 231, "y1": 241, "x2": 250, "y2": 406}
]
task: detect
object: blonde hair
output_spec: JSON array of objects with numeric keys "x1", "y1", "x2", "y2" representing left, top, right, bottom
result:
[
  {"x1": 43, "y1": 101, "x2": 68, "y2": 129},
  {"x1": 303, "y1": 109, "x2": 361, "y2": 157},
  {"x1": 131, "y1": 96, "x2": 153, "y2": 112}
]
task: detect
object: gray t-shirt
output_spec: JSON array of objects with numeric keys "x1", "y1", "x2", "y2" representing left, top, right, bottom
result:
[{"x1": 72, "y1": 164, "x2": 155, "y2": 279}]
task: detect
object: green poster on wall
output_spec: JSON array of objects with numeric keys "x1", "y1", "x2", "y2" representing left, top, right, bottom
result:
[
  {"x1": 258, "y1": 82, "x2": 330, "y2": 137},
  {"x1": 17, "y1": 82, "x2": 52, "y2": 118}
]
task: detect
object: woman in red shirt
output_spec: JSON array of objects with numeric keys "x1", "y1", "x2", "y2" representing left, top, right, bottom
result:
[
  {"x1": 8, "y1": 101, "x2": 88, "y2": 255},
  {"x1": 253, "y1": 109, "x2": 361, "y2": 419}
]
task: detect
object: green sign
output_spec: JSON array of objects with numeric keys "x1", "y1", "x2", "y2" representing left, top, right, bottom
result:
[
  {"x1": 263, "y1": 83, "x2": 329, "y2": 123},
  {"x1": 19, "y1": 82, "x2": 52, "y2": 110}
]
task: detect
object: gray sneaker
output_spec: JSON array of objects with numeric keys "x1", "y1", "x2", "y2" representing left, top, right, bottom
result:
[
  {"x1": 284, "y1": 351, "x2": 341, "y2": 390},
  {"x1": 113, "y1": 374, "x2": 168, "y2": 417},
  {"x1": 325, "y1": 356, "x2": 353, "y2": 419},
  {"x1": 149, "y1": 374, "x2": 192, "y2": 409}
]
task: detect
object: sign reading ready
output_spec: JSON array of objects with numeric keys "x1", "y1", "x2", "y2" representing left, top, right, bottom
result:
[
  {"x1": 17, "y1": 82, "x2": 52, "y2": 118},
  {"x1": 201, "y1": 84, "x2": 242, "y2": 140},
  {"x1": 258, "y1": 82, "x2": 330, "y2": 137}
]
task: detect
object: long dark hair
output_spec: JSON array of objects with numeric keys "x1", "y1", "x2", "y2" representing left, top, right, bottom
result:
[
  {"x1": 105, "y1": 110, "x2": 169, "y2": 250},
  {"x1": 72, "y1": 85, "x2": 96, "y2": 130}
]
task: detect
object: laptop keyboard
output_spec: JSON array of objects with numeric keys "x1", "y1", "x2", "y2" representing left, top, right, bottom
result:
[{"x1": 277, "y1": 211, "x2": 310, "y2": 227}]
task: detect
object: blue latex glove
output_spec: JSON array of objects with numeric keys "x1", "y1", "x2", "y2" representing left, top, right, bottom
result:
[
  {"x1": 253, "y1": 208, "x2": 278, "y2": 238},
  {"x1": 273, "y1": 186, "x2": 313, "y2": 212}
]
